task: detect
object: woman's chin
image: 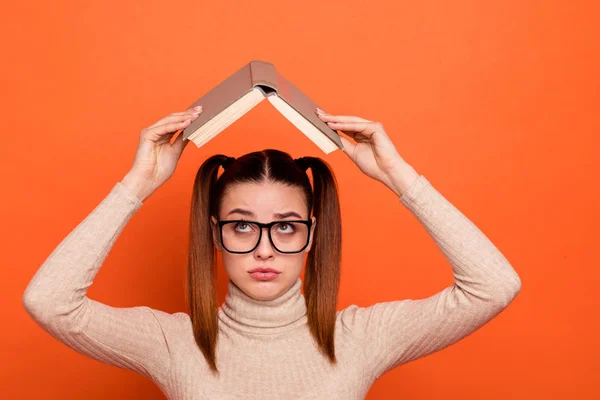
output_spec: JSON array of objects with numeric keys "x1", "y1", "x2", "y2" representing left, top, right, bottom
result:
[{"x1": 244, "y1": 278, "x2": 285, "y2": 300}]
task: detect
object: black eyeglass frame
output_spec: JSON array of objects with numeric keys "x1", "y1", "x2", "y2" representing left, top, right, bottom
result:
[{"x1": 215, "y1": 219, "x2": 313, "y2": 254}]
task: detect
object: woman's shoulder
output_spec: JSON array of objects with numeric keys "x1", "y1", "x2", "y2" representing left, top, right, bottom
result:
[
  {"x1": 143, "y1": 307, "x2": 192, "y2": 332},
  {"x1": 336, "y1": 304, "x2": 368, "y2": 338},
  {"x1": 335, "y1": 300, "x2": 413, "y2": 338}
]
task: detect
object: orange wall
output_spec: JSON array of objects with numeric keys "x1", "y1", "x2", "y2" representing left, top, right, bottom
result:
[{"x1": 3, "y1": 1, "x2": 597, "y2": 399}]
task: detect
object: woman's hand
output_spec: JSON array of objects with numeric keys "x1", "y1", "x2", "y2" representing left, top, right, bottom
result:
[
  {"x1": 121, "y1": 106, "x2": 204, "y2": 201},
  {"x1": 315, "y1": 108, "x2": 419, "y2": 197}
]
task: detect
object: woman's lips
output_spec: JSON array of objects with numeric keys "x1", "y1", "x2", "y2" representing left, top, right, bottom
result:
[{"x1": 248, "y1": 271, "x2": 280, "y2": 281}]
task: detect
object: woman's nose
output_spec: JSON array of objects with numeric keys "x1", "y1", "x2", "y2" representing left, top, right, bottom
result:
[{"x1": 254, "y1": 227, "x2": 275, "y2": 258}]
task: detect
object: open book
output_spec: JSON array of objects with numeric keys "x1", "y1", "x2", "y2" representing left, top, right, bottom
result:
[{"x1": 181, "y1": 60, "x2": 343, "y2": 154}]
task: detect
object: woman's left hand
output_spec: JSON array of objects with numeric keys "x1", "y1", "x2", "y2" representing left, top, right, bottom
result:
[{"x1": 315, "y1": 108, "x2": 419, "y2": 196}]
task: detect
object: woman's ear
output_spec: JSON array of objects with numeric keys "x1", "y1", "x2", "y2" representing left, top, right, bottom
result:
[
  {"x1": 210, "y1": 216, "x2": 223, "y2": 252},
  {"x1": 305, "y1": 216, "x2": 317, "y2": 253}
]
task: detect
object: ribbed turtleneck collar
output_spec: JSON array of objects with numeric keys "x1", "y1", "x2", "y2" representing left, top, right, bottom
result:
[{"x1": 218, "y1": 277, "x2": 308, "y2": 335}]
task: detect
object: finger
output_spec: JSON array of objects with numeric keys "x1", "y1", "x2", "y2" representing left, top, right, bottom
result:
[
  {"x1": 176, "y1": 106, "x2": 203, "y2": 115},
  {"x1": 143, "y1": 118, "x2": 196, "y2": 142},
  {"x1": 336, "y1": 127, "x2": 371, "y2": 142},
  {"x1": 145, "y1": 110, "x2": 203, "y2": 135},
  {"x1": 316, "y1": 113, "x2": 373, "y2": 123},
  {"x1": 148, "y1": 108, "x2": 203, "y2": 129},
  {"x1": 326, "y1": 121, "x2": 377, "y2": 139}
]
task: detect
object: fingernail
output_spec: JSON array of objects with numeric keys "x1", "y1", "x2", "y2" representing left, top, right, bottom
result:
[
  {"x1": 194, "y1": 105, "x2": 203, "y2": 111},
  {"x1": 316, "y1": 107, "x2": 326, "y2": 115}
]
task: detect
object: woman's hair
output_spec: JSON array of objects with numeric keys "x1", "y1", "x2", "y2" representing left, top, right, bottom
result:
[{"x1": 186, "y1": 149, "x2": 342, "y2": 374}]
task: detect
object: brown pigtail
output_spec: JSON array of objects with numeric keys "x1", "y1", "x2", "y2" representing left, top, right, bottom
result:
[
  {"x1": 187, "y1": 154, "x2": 231, "y2": 375},
  {"x1": 301, "y1": 156, "x2": 342, "y2": 365}
]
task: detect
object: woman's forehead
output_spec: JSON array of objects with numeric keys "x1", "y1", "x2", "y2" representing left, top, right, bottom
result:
[{"x1": 220, "y1": 182, "x2": 307, "y2": 218}]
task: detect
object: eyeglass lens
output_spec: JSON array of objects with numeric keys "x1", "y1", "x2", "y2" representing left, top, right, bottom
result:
[{"x1": 221, "y1": 221, "x2": 309, "y2": 252}]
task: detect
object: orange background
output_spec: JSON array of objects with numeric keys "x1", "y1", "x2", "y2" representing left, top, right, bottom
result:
[{"x1": 2, "y1": 1, "x2": 598, "y2": 399}]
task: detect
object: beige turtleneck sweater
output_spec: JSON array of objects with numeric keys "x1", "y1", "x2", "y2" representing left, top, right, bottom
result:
[{"x1": 22, "y1": 174, "x2": 522, "y2": 399}]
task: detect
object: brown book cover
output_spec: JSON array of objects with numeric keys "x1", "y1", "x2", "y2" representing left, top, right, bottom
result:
[{"x1": 181, "y1": 60, "x2": 343, "y2": 154}]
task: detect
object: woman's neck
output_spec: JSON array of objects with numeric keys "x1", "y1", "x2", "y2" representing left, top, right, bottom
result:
[{"x1": 218, "y1": 277, "x2": 308, "y2": 335}]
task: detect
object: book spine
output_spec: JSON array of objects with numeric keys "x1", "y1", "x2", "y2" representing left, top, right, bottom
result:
[{"x1": 249, "y1": 60, "x2": 278, "y2": 92}]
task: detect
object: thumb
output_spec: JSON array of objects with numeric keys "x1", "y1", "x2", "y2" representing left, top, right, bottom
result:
[
  {"x1": 172, "y1": 132, "x2": 189, "y2": 158},
  {"x1": 339, "y1": 136, "x2": 356, "y2": 159}
]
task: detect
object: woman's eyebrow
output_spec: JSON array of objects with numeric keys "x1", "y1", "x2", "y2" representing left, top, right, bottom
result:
[
  {"x1": 227, "y1": 208, "x2": 254, "y2": 217},
  {"x1": 226, "y1": 209, "x2": 302, "y2": 219},
  {"x1": 273, "y1": 211, "x2": 302, "y2": 219}
]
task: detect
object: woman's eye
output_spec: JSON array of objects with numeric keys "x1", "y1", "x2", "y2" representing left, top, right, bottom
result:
[
  {"x1": 277, "y1": 223, "x2": 295, "y2": 233},
  {"x1": 235, "y1": 222, "x2": 251, "y2": 231}
]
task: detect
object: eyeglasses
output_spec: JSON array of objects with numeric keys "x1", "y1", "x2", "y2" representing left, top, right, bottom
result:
[{"x1": 215, "y1": 219, "x2": 313, "y2": 254}]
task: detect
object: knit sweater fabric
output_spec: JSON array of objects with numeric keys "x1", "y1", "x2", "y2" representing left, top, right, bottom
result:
[{"x1": 22, "y1": 174, "x2": 522, "y2": 399}]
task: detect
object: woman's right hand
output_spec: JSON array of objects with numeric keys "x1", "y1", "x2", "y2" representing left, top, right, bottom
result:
[{"x1": 120, "y1": 106, "x2": 204, "y2": 202}]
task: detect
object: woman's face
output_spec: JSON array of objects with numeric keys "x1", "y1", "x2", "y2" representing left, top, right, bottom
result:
[{"x1": 210, "y1": 180, "x2": 316, "y2": 301}]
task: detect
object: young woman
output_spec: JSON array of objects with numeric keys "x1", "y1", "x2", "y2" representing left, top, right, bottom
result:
[{"x1": 23, "y1": 105, "x2": 522, "y2": 399}]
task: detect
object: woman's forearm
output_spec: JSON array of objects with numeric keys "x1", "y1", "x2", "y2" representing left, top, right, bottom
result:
[{"x1": 386, "y1": 161, "x2": 420, "y2": 198}]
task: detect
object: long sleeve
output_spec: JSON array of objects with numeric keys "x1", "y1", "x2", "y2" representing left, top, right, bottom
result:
[
  {"x1": 22, "y1": 181, "x2": 180, "y2": 389},
  {"x1": 338, "y1": 174, "x2": 522, "y2": 381}
]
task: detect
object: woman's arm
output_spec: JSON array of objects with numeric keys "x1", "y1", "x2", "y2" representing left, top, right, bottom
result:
[
  {"x1": 22, "y1": 181, "x2": 183, "y2": 388},
  {"x1": 315, "y1": 109, "x2": 521, "y2": 380},
  {"x1": 339, "y1": 174, "x2": 522, "y2": 380}
]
